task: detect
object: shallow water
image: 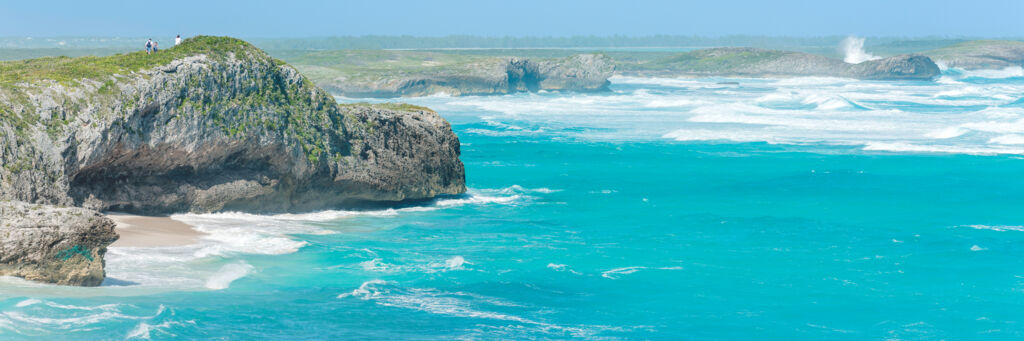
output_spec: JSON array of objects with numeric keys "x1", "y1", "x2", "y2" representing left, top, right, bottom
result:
[{"x1": 2, "y1": 69, "x2": 1024, "y2": 339}]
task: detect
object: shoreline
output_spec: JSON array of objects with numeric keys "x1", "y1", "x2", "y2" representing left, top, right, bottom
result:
[{"x1": 106, "y1": 213, "x2": 206, "y2": 248}]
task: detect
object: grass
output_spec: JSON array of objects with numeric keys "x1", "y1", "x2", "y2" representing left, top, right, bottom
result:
[
  {"x1": 925, "y1": 40, "x2": 1024, "y2": 56},
  {"x1": 340, "y1": 102, "x2": 435, "y2": 113},
  {"x1": 0, "y1": 36, "x2": 257, "y2": 85}
]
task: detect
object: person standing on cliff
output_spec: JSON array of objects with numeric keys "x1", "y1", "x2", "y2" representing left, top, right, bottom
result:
[
  {"x1": 145, "y1": 39, "x2": 152, "y2": 54},
  {"x1": 175, "y1": 34, "x2": 181, "y2": 46},
  {"x1": 152, "y1": 41, "x2": 159, "y2": 53}
]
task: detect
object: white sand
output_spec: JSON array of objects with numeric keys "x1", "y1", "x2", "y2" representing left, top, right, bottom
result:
[{"x1": 107, "y1": 213, "x2": 206, "y2": 247}]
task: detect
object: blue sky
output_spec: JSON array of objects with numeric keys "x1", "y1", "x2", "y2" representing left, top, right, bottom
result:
[{"x1": 1, "y1": 0, "x2": 1022, "y2": 37}]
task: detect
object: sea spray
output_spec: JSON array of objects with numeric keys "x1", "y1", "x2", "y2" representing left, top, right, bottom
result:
[{"x1": 841, "y1": 36, "x2": 882, "y2": 64}]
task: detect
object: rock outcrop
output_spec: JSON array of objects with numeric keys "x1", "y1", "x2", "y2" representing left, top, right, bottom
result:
[
  {"x1": 848, "y1": 55, "x2": 943, "y2": 80},
  {"x1": 308, "y1": 54, "x2": 614, "y2": 97},
  {"x1": 0, "y1": 36, "x2": 465, "y2": 214},
  {"x1": 618, "y1": 47, "x2": 941, "y2": 80},
  {"x1": 0, "y1": 201, "x2": 117, "y2": 286},
  {"x1": 924, "y1": 40, "x2": 1024, "y2": 70}
]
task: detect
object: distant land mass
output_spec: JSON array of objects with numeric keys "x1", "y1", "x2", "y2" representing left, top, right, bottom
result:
[{"x1": 0, "y1": 36, "x2": 1022, "y2": 98}]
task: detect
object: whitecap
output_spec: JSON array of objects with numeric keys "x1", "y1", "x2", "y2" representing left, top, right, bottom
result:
[
  {"x1": 204, "y1": 262, "x2": 254, "y2": 290},
  {"x1": 989, "y1": 134, "x2": 1024, "y2": 145},
  {"x1": 601, "y1": 266, "x2": 647, "y2": 279},
  {"x1": 337, "y1": 280, "x2": 601, "y2": 337},
  {"x1": 862, "y1": 142, "x2": 1024, "y2": 155},
  {"x1": 962, "y1": 224, "x2": 1024, "y2": 232},
  {"x1": 960, "y1": 66, "x2": 1024, "y2": 79},
  {"x1": 443, "y1": 256, "x2": 469, "y2": 270},
  {"x1": 546, "y1": 263, "x2": 582, "y2": 275}
]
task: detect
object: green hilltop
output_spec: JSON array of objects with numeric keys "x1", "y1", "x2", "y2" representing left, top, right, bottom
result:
[{"x1": 0, "y1": 36, "x2": 273, "y2": 85}]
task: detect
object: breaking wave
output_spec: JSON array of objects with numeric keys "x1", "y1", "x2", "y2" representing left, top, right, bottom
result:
[{"x1": 841, "y1": 36, "x2": 882, "y2": 64}]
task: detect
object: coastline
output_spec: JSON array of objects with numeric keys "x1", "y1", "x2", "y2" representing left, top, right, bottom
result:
[{"x1": 107, "y1": 213, "x2": 205, "y2": 248}]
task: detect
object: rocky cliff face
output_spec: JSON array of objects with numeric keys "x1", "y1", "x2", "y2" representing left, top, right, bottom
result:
[
  {"x1": 0, "y1": 36, "x2": 465, "y2": 214},
  {"x1": 619, "y1": 47, "x2": 941, "y2": 80},
  {"x1": 317, "y1": 54, "x2": 614, "y2": 98},
  {"x1": 0, "y1": 201, "x2": 117, "y2": 286}
]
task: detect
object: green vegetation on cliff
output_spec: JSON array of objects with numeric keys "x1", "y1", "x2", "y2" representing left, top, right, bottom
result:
[
  {"x1": 0, "y1": 36, "x2": 261, "y2": 85},
  {"x1": 0, "y1": 36, "x2": 341, "y2": 164}
]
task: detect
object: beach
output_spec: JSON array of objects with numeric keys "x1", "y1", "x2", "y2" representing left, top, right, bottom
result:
[{"x1": 107, "y1": 213, "x2": 205, "y2": 247}]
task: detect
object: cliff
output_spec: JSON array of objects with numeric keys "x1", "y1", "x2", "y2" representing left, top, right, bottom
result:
[
  {"x1": 0, "y1": 36, "x2": 466, "y2": 285},
  {"x1": 617, "y1": 47, "x2": 941, "y2": 80},
  {"x1": 924, "y1": 40, "x2": 1024, "y2": 70},
  {"x1": 0, "y1": 36, "x2": 465, "y2": 214},
  {"x1": 288, "y1": 50, "x2": 614, "y2": 97}
]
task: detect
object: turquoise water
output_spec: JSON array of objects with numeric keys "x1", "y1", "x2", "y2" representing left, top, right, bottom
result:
[{"x1": 3, "y1": 70, "x2": 1024, "y2": 339}]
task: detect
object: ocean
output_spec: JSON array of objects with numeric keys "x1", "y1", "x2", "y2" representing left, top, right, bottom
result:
[{"x1": 2, "y1": 68, "x2": 1024, "y2": 339}]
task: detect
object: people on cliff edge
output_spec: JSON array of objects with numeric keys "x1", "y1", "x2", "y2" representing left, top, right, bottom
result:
[
  {"x1": 175, "y1": 34, "x2": 181, "y2": 46},
  {"x1": 145, "y1": 39, "x2": 153, "y2": 54}
]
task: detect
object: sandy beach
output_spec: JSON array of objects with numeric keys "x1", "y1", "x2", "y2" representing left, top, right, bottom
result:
[{"x1": 107, "y1": 213, "x2": 206, "y2": 247}]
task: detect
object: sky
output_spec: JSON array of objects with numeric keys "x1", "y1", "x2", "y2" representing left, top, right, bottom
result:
[{"x1": 1, "y1": 0, "x2": 1022, "y2": 38}]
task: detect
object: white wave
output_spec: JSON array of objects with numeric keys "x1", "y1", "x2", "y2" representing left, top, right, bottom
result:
[
  {"x1": 970, "y1": 245, "x2": 987, "y2": 251},
  {"x1": 800, "y1": 93, "x2": 856, "y2": 110},
  {"x1": 601, "y1": 266, "x2": 646, "y2": 279},
  {"x1": 609, "y1": 75, "x2": 703, "y2": 88},
  {"x1": 338, "y1": 280, "x2": 599, "y2": 337},
  {"x1": 925, "y1": 126, "x2": 968, "y2": 139},
  {"x1": 127, "y1": 320, "x2": 193, "y2": 340},
  {"x1": 962, "y1": 224, "x2": 1024, "y2": 232},
  {"x1": 643, "y1": 98, "x2": 711, "y2": 108},
  {"x1": 989, "y1": 134, "x2": 1024, "y2": 145},
  {"x1": 600, "y1": 266, "x2": 682, "y2": 279},
  {"x1": 177, "y1": 188, "x2": 523, "y2": 225},
  {"x1": 98, "y1": 186, "x2": 528, "y2": 291},
  {"x1": 443, "y1": 256, "x2": 469, "y2": 270},
  {"x1": 12, "y1": 298, "x2": 121, "y2": 311},
  {"x1": 359, "y1": 258, "x2": 389, "y2": 272},
  {"x1": 841, "y1": 36, "x2": 882, "y2": 64},
  {"x1": 15, "y1": 299, "x2": 40, "y2": 307},
  {"x1": 410, "y1": 72, "x2": 1024, "y2": 153},
  {"x1": 356, "y1": 255, "x2": 472, "y2": 274},
  {"x1": 960, "y1": 67, "x2": 1024, "y2": 79},
  {"x1": 547, "y1": 263, "x2": 582, "y2": 275},
  {"x1": 771, "y1": 76, "x2": 861, "y2": 86},
  {"x1": 663, "y1": 128, "x2": 781, "y2": 143},
  {"x1": 862, "y1": 142, "x2": 1024, "y2": 155},
  {"x1": 0, "y1": 304, "x2": 165, "y2": 334},
  {"x1": 500, "y1": 184, "x2": 560, "y2": 194},
  {"x1": 936, "y1": 75, "x2": 963, "y2": 84},
  {"x1": 204, "y1": 262, "x2": 254, "y2": 290}
]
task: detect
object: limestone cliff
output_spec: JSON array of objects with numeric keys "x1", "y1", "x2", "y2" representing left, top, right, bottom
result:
[{"x1": 0, "y1": 36, "x2": 466, "y2": 214}]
